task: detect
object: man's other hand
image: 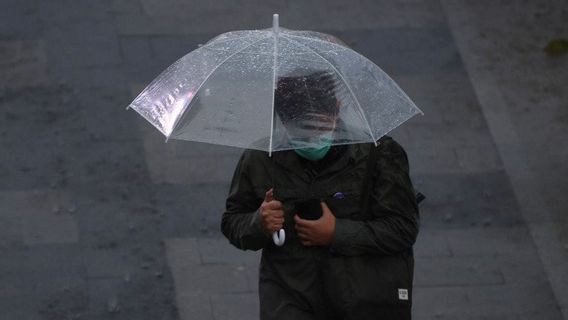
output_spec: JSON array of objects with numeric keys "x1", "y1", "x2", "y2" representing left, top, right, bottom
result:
[{"x1": 294, "y1": 202, "x2": 336, "y2": 246}]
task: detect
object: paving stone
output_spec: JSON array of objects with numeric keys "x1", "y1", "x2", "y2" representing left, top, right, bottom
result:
[
  {"x1": 444, "y1": 225, "x2": 534, "y2": 257},
  {"x1": 412, "y1": 171, "x2": 523, "y2": 228},
  {"x1": 175, "y1": 290, "x2": 214, "y2": 320},
  {"x1": 210, "y1": 292, "x2": 259, "y2": 320},
  {"x1": 47, "y1": 39, "x2": 122, "y2": 69},
  {"x1": 110, "y1": 0, "x2": 145, "y2": 13},
  {"x1": 0, "y1": 294, "x2": 44, "y2": 320},
  {"x1": 166, "y1": 237, "x2": 253, "y2": 302},
  {"x1": 65, "y1": 65, "x2": 130, "y2": 92},
  {"x1": 42, "y1": 18, "x2": 117, "y2": 44},
  {"x1": 149, "y1": 34, "x2": 214, "y2": 63},
  {"x1": 0, "y1": 246, "x2": 86, "y2": 299},
  {"x1": 115, "y1": 13, "x2": 163, "y2": 36},
  {"x1": 0, "y1": 189, "x2": 79, "y2": 245},
  {"x1": 155, "y1": 183, "x2": 230, "y2": 237},
  {"x1": 87, "y1": 277, "x2": 126, "y2": 316},
  {"x1": 442, "y1": 2, "x2": 568, "y2": 316},
  {"x1": 0, "y1": 1, "x2": 41, "y2": 37},
  {"x1": 412, "y1": 286, "x2": 469, "y2": 318},
  {"x1": 465, "y1": 283, "x2": 562, "y2": 319},
  {"x1": 172, "y1": 264, "x2": 249, "y2": 294},
  {"x1": 400, "y1": 0, "x2": 446, "y2": 28},
  {"x1": 521, "y1": 162, "x2": 568, "y2": 223},
  {"x1": 336, "y1": 26, "x2": 462, "y2": 76},
  {"x1": 529, "y1": 220, "x2": 568, "y2": 311},
  {"x1": 415, "y1": 283, "x2": 562, "y2": 319},
  {"x1": 129, "y1": 82, "x2": 147, "y2": 99},
  {"x1": 38, "y1": 285, "x2": 89, "y2": 320},
  {"x1": 43, "y1": 20, "x2": 122, "y2": 68},
  {"x1": 136, "y1": 117, "x2": 242, "y2": 184},
  {"x1": 0, "y1": 216, "x2": 24, "y2": 249},
  {"x1": 494, "y1": 252, "x2": 555, "y2": 287},
  {"x1": 244, "y1": 262, "x2": 260, "y2": 293},
  {"x1": 388, "y1": 126, "x2": 413, "y2": 147},
  {"x1": 125, "y1": 61, "x2": 170, "y2": 84},
  {"x1": 36, "y1": 0, "x2": 111, "y2": 22},
  {"x1": 413, "y1": 228, "x2": 452, "y2": 257},
  {"x1": 65, "y1": 88, "x2": 136, "y2": 143},
  {"x1": 115, "y1": 1, "x2": 429, "y2": 37},
  {"x1": 394, "y1": 70, "x2": 477, "y2": 103},
  {"x1": 0, "y1": 40, "x2": 49, "y2": 90},
  {"x1": 120, "y1": 36, "x2": 154, "y2": 66},
  {"x1": 165, "y1": 238, "x2": 202, "y2": 269},
  {"x1": 408, "y1": 145, "x2": 461, "y2": 174},
  {"x1": 83, "y1": 247, "x2": 131, "y2": 278},
  {"x1": 0, "y1": 249, "x2": 33, "y2": 297},
  {"x1": 399, "y1": 103, "x2": 445, "y2": 129},
  {"x1": 174, "y1": 140, "x2": 244, "y2": 158},
  {"x1": 198, "y1": 237, "x2": 261, "y2": 265},
  {"x1": 23, "y1": 211, "x2": 79, "y2": 245},
  {"x1": 415, "y1": 256, "x2": 505, "y2": 287},
  {"x1": 454, "y1": 144, "x2": 504, "y2": 173},
  {"x1": 408, "y1": 122, "x2": 494, "y2": 157}
]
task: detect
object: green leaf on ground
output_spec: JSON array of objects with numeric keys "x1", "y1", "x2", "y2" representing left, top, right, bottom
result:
[{"x1": 544, "y1": 38, "x2": 568, "y2": 56}]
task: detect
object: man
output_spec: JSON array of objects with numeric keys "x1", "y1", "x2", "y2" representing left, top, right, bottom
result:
[{"x1": 221, "y1": 70, "x2": 420, "y2": 320}]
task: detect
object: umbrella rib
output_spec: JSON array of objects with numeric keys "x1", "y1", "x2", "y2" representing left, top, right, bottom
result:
[
  {"x1": 168, "y1": 35, "x2": 271, "y2": 138},
  {"x1": 197, "y1": 33, "x2": 264, "y2": 52},
  {"x1": 282, "y1": 33, "x2": 353, "y2": 51},
  {"x1": 286, "y1": 33, "x2": 423, "y2": 113},
  {"x1": 269, "y1": 29, "x2": 278, "y2": 156},
  {"x1": 282, "y1": 35, "x2": 377, "y2": 145}
]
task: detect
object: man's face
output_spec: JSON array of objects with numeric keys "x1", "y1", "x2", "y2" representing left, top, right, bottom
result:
[{"x1": 285, "y1": 112, "x2": 337, "y2": 143}]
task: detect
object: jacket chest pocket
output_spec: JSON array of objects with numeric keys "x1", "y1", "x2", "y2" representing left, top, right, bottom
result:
[{"x1": 324, "y1": 191, "x2": 365, "y2": 220}]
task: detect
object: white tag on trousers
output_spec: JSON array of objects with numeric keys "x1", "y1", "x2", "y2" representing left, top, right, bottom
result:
[{"x1": 398, "y1": 288, "x2": 409, "y2": 300}]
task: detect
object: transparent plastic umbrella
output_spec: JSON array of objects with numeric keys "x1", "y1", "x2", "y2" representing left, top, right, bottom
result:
[{"x1": 127, "y1": 14, "x2": 423, "y2": 246}]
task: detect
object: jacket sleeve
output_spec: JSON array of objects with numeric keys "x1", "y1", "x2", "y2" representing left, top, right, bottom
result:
[
  {"x1": 329, "y1": 139, "x2": 420, "y2": 256},
  {"x1": 221, "y1": 151, "x2": 271, "y2": 251}
]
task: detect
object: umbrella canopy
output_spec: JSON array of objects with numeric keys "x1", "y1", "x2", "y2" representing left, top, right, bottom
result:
[{"x1": 127, "y1": 14, "x2": 423, "y2": 155}]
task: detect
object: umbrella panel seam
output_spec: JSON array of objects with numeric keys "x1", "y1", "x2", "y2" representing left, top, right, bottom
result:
[
  {"x1": 168, "y1": 35, "x2": 272, "y2": 138},
  {"x1": 281, "y1": 34, "x2": 377, "y2": 144}
]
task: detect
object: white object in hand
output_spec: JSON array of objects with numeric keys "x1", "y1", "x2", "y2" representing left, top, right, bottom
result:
[{"x1": 272, "y1": 228, "x2": 285, "y2": 246}]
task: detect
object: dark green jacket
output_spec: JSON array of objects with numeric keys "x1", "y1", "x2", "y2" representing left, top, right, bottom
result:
[{"x1": 221, "y1": 136, "x2": 419, "y2": 320}]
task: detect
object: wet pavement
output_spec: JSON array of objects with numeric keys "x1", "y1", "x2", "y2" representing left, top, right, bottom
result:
[{"x1": 0, "y1": 0, "x2": 567, "y2": 319}]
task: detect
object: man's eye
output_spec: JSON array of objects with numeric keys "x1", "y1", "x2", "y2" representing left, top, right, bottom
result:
[{"x1": 304, "y1": 125, "x2": 334, "y2": 131}]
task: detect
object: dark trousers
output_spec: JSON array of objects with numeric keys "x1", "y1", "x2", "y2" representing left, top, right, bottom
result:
[{"x1": 259, "y1": 273, "x2": 411, "y2": 320}]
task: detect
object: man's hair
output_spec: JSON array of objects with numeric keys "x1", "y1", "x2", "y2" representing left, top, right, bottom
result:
[{"x1": 274, "y1": 70, "x2": 340, "y2": 124}]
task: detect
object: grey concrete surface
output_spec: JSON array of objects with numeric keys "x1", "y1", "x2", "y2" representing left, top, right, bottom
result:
[
  {"x1": 0, "y1": 0, "x2": 567, "y2": 319},
  {"x1": 441, "y1": 1, "x2": 568, "y2": 318}
]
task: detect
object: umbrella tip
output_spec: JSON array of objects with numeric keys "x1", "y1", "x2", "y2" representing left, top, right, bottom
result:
[
  {"x1": 273, "y1": 14, "x2": 279, "y2": 30},
  {"x1": 125, "y1": 105, "x2": 131, "y2": 110}
]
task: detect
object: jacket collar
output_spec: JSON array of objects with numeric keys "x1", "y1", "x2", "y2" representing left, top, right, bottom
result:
[
  {"x1": 268, "y1": 118, "x2": 371, "y2": 179},
  {"x1": 272, "y1": 143, "x2": 360, "y2": 181}
]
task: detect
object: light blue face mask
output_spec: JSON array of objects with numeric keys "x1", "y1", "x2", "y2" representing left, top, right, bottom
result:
[{"x1": 289, "y1": 131, "x2": 334, "y2": 161}]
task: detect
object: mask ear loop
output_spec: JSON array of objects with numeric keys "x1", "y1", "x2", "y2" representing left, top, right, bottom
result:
[{"x1": 270, "y1": 152, "x2": 285, "y2": 246}]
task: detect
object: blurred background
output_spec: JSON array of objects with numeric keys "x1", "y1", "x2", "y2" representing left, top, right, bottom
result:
[{"x1": 1, "y1": 0, "x2": 567, "y2": 319}]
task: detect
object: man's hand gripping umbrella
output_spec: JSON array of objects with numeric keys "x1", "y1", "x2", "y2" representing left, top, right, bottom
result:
[{"x1": 260, "y1": 188, "x2": 286, "y2": 246}]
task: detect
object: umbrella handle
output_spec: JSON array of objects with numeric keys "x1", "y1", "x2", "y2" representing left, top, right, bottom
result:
[{"x1": 272, "y1": 229, "x2": 285, "y2": 246}]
